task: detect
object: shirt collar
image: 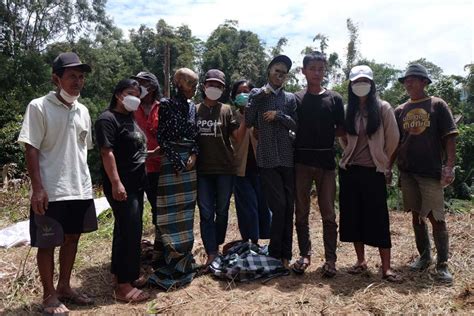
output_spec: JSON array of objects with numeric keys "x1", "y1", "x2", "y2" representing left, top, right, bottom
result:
[
  {"x1": 46, "y1": 91, "x2": 78, "y2": 110},
  {"x1": 265, "y1": 83, "x2": 283, "y2": 95}
]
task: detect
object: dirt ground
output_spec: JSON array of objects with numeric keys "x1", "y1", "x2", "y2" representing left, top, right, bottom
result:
[{"x1": 0, "y1": 197, "x2": 473, "y2": 315}]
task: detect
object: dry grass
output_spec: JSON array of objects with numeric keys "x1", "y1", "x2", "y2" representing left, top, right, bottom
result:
[{"x1": 0, "y1": 192, "x2": 473, "y2": 315}]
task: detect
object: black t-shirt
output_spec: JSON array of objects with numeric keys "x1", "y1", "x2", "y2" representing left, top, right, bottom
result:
[
  {"x1": 294, "y1": 89, "x2": 344, "y2": 169},
  {"x1": 95, "y1": 109, "x2": 148, "y2": 195},
  {"x1": 395, "y1": 97, "x2": 458, "y2": 179}
]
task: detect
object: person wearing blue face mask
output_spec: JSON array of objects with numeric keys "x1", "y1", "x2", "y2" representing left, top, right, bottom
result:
[
  {"x1": 230, "y1": 79, "x2": 271, "y2": 246},
  {"x1": 95, "y1": 79, "x2": 151, "y2": 303},
  {"x1": 195, "y1": 70, "x2": 247, "y2": 268}
]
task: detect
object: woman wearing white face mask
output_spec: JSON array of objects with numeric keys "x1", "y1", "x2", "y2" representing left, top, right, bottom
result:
[
  {"x1": 338, "y1": 65, "x2": 402, "y2": 283},
  {"x1": 195, "y1": 69, "x2": 247, "y2": 268},
  {"x1": 95, "y1": 79, "x2": 151, "y2": 302}
]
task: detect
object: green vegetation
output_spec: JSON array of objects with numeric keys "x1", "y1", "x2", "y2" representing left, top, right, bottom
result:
[{"x1": 1, "y1": 2, "x2": 472, "y2": 202}]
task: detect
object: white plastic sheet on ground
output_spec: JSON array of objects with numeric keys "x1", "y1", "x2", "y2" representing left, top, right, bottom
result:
[{"x1": 0, "y1": 197, "x2": 111, "y2": 248}]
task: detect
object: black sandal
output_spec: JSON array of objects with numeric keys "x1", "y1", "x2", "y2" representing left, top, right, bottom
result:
[{"x1": 291, "y1": 257, "x2": 310, "y2": 275}]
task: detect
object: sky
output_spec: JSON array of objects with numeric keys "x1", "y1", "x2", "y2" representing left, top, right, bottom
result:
[{"x1": 106, "y1": 0, "x2": 473, "y2": 77}]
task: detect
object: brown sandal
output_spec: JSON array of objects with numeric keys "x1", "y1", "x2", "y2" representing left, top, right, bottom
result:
[
  {"x1": 347, "y1": 263, "x2": 368, "y2": 275},
  {"x1": 321, "y1": 262, "x2": 337, "y2": 278},
  {"x1": 292, "y1": 257, "x2": 310, "y2": 275},
  {"x1": 383, "y1": 272, "x2": 403, "y2": 283}
]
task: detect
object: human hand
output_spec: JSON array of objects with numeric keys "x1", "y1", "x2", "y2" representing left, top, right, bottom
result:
[
  {"x1": 384, "y1": 169, "x2": 393, "y2": 186},
  {"x1": 112, "y1": 181, "x2": 127, "y2": 201},
  {"x1": 440, "y1": 165, "x2": 455, "y2": 188},
  {"x1": 147, "y1": 145, "x2": 161, "y2": 158},
  {"x1": 186, "y1": 154, "x2": 197, "y2": 171},
  {"x1": 263, "y1": 111, "x2": 277, "y2": 122},
  {"x1": 31, "y1": 189, "x2": 48, "y2": 215}
]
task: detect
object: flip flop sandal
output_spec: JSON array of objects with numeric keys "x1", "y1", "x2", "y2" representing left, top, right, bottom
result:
[
  {"x1": 321, "y1": 262, "x2": 337, "y2": 278},
  {"x1": 114, "y1": 288, "x2": 150, "y2": 303},
  {"x1": 58, "y1": 292, "x2": 94, "y2": 306},
  {"x1": 383, "y1": 273, "x2": 403, "y2": 283},
  {"x1": 291, "y1": 257, "x2": 310, "y2": 275},
  {"x1": 42, "y1": 302, "x2": 69, "y2": 316},
  {"x1": 347, "y1": 264, "x2": 368, "y2": 275}
]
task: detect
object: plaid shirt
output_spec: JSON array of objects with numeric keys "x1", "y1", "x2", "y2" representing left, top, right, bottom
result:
[{"x1": 245, "y1": 86, "x2": 297, "y2": 168}]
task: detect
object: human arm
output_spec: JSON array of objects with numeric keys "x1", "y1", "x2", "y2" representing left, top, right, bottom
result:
[
  {"x1": 100, "y1": 147, "x2": 127, "y2": 201},
  {"x1": 266, "y1": 93, "x2": 297, "y2": 130},
  {"x1": 381, "y1": 102, "x2": 400, "y2": 184},
  {"x1": 25, "y1": 144, "x2": 48, "y2": 214},
  {"x1": 441, "y1": 135, "x2": 456, "y2": 187}
]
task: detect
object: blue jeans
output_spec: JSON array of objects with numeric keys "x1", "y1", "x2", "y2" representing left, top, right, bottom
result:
[
  {"x1": 234, "y1": 173, "x2": 271, "y2": 242},
  {"x1": 197, "y1": 174, "x2": 234, "y2": 255}
]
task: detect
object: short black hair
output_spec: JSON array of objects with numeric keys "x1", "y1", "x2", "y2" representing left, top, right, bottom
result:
[
  {"x1": 230, "y1": 79, "x2": 255, "y2": 100},
  {"x1": 109, "y1": 79, "x2": 140, "y2": 109},
  {"x1": 303, "y1": 51, "x2": 327, "y2": 68}
]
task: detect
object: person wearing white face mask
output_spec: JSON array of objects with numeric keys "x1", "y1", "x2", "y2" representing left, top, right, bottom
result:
[
  {"x1": 195, "y1": 69, "x2": 247, "y2": 268},
  {"x1": 130, "y1": 72, "x2": 161, "y2": 229},
  {"x1": 95, "y1": 79, "x2": 151, "y2": 303},
  {"x1": 338, "y1": 65, "x2": 401, "y2": 282},
  {"x1": 18, "y1": 52, "x2": 97, "y2": 315}
]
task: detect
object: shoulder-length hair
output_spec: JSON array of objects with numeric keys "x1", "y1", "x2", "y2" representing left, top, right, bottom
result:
[
  {"x1": 108, "y1": 79, "x2": 140, "y2": 109},
  {"x1": 345, "y1": 80, "x2": 381, "y2": 137}
]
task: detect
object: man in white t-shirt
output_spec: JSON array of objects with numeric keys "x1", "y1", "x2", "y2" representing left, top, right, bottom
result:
[{"x1": 18, "y1": 52, "x2": 98, "y2": 315}]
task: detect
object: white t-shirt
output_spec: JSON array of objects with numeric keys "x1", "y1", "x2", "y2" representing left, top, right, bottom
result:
[{"x1": 18, "y1": 91, "x2": 94, "y2": 201}]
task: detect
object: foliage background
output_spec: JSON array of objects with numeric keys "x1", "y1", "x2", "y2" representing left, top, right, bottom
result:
[{"x1": 0, "y1": 1, "x2": 472, "y2": 199}]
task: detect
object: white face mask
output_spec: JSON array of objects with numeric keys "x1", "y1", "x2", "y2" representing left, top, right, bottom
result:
[
  {"x1": 122, "y1": 95, "x2": 141, "y2": 112},
  {"x1": 205, "y1": 86, "x2": 223, "y2": 101},
  {"x1": 139, "y1": 86, "x2": 149, "y2": 99},
  {"x1": 352, "y1": 82, "x2": 371, "y2": 97},
  {"x1": 59, "y1": 89, "x2": 80, "y2": 104}
]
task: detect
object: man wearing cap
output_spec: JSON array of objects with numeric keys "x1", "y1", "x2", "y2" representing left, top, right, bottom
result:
[
  {"x1": 196, "y1": 69, "x2": 246, "y2": 266},
  {"x1": 392, "y1": 63, "x2": 458, "y2": 283},
  {"x1": 245, "y1": 55, "x2": 297, "y2": 268},
  {"x1": 18, "y1": 52, "x2": 97, "y2": 314},
  {"x1": 131, "y1": 71, "x2": 161, "y2": 227}
]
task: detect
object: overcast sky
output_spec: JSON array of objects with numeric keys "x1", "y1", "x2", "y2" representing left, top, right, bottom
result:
[{"x1": 106, "y1": 0, "x2": 472, "y2": 76}]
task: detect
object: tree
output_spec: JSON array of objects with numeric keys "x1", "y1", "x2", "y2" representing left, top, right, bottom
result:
[
  {"x1": 201, "y1": 20, "x2": 267, "y2": 90},
  {"x1": 130, "y1": 19, "x2": 201, "y2": 93},
  {"x1": 343, "y1": 18, "x2": 360, "y2": 80},
  {"x1": 1, "y1": 0, "x2": 111, "y2": 56}
]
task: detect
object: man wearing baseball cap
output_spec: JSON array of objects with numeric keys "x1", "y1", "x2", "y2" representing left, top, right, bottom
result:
[
  {"x1": 245, "y1": 55, "x2": 297, "y2": 269},
  {"x1": 18, "y1": 52, "x2": 97, "y2": 314},
  {"x1": 131, "y1": 71, "x2": 161, "y2": 228},
  {"x1": 391, "y1": 63, "x2": 458, "y2": 283}
]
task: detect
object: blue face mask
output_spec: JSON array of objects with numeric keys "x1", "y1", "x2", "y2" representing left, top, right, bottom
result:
[{"x1": 234, "y1": 93, "x2": 249, "y2": 107}]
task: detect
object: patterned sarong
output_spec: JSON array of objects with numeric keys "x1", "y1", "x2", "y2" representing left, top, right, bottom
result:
[{"x1": 149, "y1": 147, "x2": 197, "y2": 290}]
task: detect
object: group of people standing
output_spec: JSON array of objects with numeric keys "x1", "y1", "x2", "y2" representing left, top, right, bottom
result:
[{"x1": 18, "y1": 50, "x2": 457, "y2": 314}]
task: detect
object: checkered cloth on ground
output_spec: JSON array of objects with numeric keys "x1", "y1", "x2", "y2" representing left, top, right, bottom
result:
[
  {"x1": 149, "y1": 147, "x2": 198, "y2": 290},
  {"x1": 209, "y1": 241, "x2": 286, "y2": 282}
]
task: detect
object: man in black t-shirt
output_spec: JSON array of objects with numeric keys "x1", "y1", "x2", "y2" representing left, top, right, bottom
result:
[{"x1": 292, "y1": 52, "x2": 344, "y2": 277}]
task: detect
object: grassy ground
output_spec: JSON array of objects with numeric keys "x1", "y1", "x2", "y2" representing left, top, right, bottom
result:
[{"x1": 0, "y1": 186, "x2": 473, "y2": 314}]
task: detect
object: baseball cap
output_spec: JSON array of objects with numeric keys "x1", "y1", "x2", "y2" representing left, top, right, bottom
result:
[
  {"x1": 205, "y1": 69, "x2": 226, "y2": 85},
  {"x1": 131, "y1": 71, "x2": 159, "y2": 88},
  {"x1": 349, "y1": 65, "x2": 373, "y2": 81},
  {"x1": 52, "y1": 52, "x2": 91, "y2": 73},
  {"x1": 398, "y1": 64, "x2": 432, "y2": 84},
  {"x1": 268, "y1": 55, "x2": 292, "y2": 72}
]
